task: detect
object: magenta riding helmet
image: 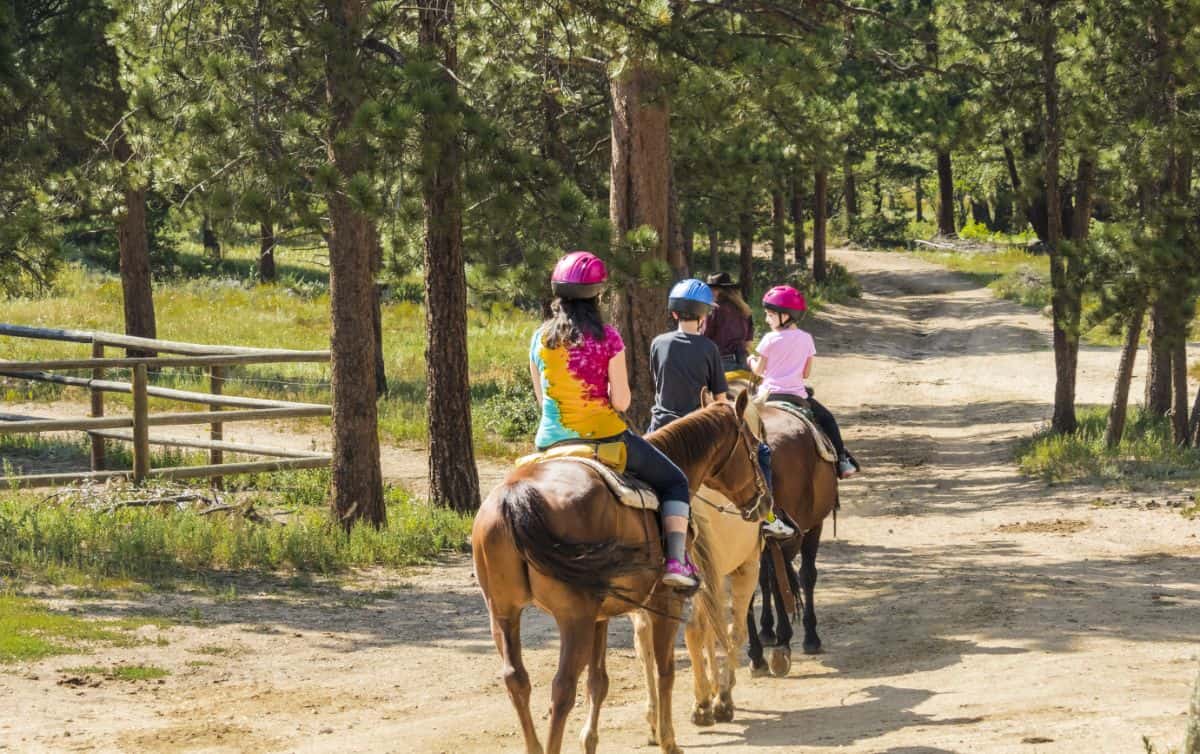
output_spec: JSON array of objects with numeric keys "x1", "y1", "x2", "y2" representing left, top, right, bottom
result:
[
  {"x1": 762, "y1": 285, "x2": 807, "y2": 318},
  {"x1": 551, "y1": 251, "x2": 608, "y2": 299}
]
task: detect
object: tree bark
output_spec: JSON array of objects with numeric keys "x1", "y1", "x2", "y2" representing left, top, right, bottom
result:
[
  {"x1": 935, "y1": 150, "x2": 956, "y2": 237},
  {"x1": 1105, "y1": 305, "x2": 1145, "y2": 449},
  {"x1": 791, "y1": 174, "x2": 806, "y2": 268},
  {"x1": 813, "y1": 169, "x2": 828, "y2": 283},
  {"x1": 608, "y1": 62, "x2": 670, "y2": 430},
  {"x1": 915, "y1": 178, "x2": 924, "y2": 223},
  {"x1": 421, "y1": 0, "x2": 480, "y2": 511},
  {"x1": 1041, "y1": 9, "x2": 1077, "y2": 435},
  {"x1": 1146, "y1": 301, "x2": 1173, "y2": 416},
  {"x1": 842, "y1": 152, "x2": 858, "y2": 236},
  {"x1": 1189, "y1": 383, "x2": 1200, "y2": 448},
  {"x1": 324, "y1": 0, "x2": 385, "y2": 527},
  {"x1": 771, "y1": 187, "x2": 787, "y2": 264},
  {"x1": 258, "y1": 220, "x2": 276, "y2": 283},
  {"x1": 113, "y1": 129, "x2": 157, "y2": 354},
  {"x1": 1172, "y1": 336, "x2": 1190, "y2": 444},
  {"x1": 708, "y1": 227, "x2": 719, "y2": 272},
  {"x1": 738, "y1": 209, "x2": 754, "y2": 303},
  {"x1": 202, "y1": 214, "x2": 221, "y2": 260}
]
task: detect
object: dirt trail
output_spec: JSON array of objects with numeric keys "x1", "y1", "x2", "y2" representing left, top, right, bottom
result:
[{"x1": 4, "y1": 249, "x2": 1200, "y2": 754}]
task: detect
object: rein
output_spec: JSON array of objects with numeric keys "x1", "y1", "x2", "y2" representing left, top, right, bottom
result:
[{"x1": 692, "y1": 405, "x2": 769, "y2": 523}]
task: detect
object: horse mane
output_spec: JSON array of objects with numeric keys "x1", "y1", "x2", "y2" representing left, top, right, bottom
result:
[{"x1": 646, "y1": 403, "x2": 733, "y2": 467}]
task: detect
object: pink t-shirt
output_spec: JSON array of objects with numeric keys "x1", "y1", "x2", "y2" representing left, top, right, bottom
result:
[{"x1": 754, "y1": 328, "x2": 816, "y2": 398}]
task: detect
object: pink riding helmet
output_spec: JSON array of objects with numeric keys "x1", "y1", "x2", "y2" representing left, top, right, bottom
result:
[
  {"x1": 762, "y1": 285, "x2": 807, "y2": 317},
  {"x1": 551, "y1": 251, "x2": 608, "y2": 299}
]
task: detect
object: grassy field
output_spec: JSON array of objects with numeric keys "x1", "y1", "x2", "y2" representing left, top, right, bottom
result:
[{"x1": 0, "y1": 592, "x2": 172, "y2": 663}]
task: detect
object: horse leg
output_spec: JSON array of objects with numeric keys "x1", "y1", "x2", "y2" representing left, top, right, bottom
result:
[
  {"x1": 800, "y1": 523, "x2": 824, "y2": 655},
  {"x1": 631, "y1": 611, "x2": 660, "y2": 745},
  {"x1": 579, "y1": 620, "x2": 610, "y2": 754},
  {"x1": 488, "y1": 605, "x2": 542, "y2": 754},
  {"x1": 746, "y1": 591, "x2": 768, "y2": 677},
  {"x1": 757, "y1": 549, "x2": 777, "y2": 646},
  {"x1": 715, "y1": 559, "x2": 758, "y2": 722},
  {"x1": 651, "y1": 610, "x2": 684, "y2": 754},
  {"x1": 546, "y1": 613, "x2": 596, "y2": 754},
  {"x1": 684, "y1": 610, "x2": 714, "y2": 726},
  {"x1": 769, "y1": 555, "x2": 796, "y2": 677}
]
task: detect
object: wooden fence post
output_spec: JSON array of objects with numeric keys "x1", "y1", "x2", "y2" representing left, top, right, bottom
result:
[
  {"x1": 132, "y1": 364, "x2": 150, "y2": 483},
  {"x1": 210, "y1": 365, "x2": 224, "y2": 490},
  {"x1": 1185, "y1": 664, "x2": 1200, "y2": 754},
  {"x1": 89, "y1": 342, "x2": 105, "y2": 470}
]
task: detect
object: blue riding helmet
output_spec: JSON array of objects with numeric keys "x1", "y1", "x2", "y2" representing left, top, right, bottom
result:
[{"x1": 668, "y1": 279, "x2": 714, "y2": 317}]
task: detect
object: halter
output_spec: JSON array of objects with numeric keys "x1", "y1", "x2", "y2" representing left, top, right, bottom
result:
[{"x1": 693, "y1": 404, "x2": 770, "y2": 523}]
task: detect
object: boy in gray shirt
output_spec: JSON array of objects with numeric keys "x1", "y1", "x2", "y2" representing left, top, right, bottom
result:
[{"x1": 647, "y1": 279, "x2": 728, "y2": 432}]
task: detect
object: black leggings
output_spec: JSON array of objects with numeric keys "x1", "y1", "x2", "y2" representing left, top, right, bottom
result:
[
  {"x1": 622, "y1": 430, "x2": 691, "y2": 504},
  {"x1": 767, "y1": 392, "x2": 847, "y2": 459}
]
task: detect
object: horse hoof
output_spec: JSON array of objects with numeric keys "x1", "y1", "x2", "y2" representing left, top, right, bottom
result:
[
  {"x1": 803, "y1": 638, "x2": 823, "y2": 655},
  {"x1": 759, "y1": 630, "x2": 777, "y2": 646},
  {"x1": 751, "y1": 661, "x2": 770, "y2": 678},
  {"x1": 769, "y1": 647, "x2": 792, "y2": 677},
  {"x1": 691, "y1": 704, "x2": 714, "y2": 727},
  {"x1": 713, "y1": 700, "x2": 735, "y2": 723}
]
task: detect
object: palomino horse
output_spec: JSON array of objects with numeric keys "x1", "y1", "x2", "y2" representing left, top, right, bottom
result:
[
  {"x1": 664, "y1": 391, "x2": 767, "y2": 729},
  {"x1": 727, "y1": 375, "x2": 839, "y2": 677},
  {"x1": 472, "y1": 392, "x2": 770, "y2": 754}
]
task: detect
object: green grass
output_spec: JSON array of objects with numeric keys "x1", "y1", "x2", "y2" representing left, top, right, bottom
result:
[
  {"x1": 0, "y1": 485, "x2": 473, "y2": 580},
  {"x1": 0, "y1": 593, "x2": 169, "y2": 663},
  {"x1": 1016, "y1": 406, "x2": 1200, "y2": 483},
  {"x1": 62, "y1": 663, "x2": 170, "y2": 681}
]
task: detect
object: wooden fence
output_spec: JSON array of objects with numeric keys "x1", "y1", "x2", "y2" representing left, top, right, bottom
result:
[{"x1": 0, "y1": 323, "x2": 332, "y2": 489}]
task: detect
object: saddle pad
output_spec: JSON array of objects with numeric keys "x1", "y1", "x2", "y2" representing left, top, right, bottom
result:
[
  {"x1": 515, "y1": 440, "x2": 627, "y2": 474},
  {"x1": 765, "y1": 401, "x2": 838, "y2": 463}
]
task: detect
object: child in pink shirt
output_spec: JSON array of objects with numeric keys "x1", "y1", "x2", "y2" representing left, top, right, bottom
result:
[{"x1": 751, "y1": 285, "x2": 858, "y2": 480}]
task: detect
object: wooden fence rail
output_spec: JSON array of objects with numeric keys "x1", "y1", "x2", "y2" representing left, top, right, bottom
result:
[{"x1": 1, "y1": 324, "x2": 332, "y2": 489}]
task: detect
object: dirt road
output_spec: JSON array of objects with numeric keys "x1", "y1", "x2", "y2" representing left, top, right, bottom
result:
[{"x1": 4, "y1": 249, "x2": 1199, "y2": 753}]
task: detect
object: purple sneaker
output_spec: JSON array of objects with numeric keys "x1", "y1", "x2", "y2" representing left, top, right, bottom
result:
[{"x1": 663, "y1": 558, "x2": 699, "y2": 589}]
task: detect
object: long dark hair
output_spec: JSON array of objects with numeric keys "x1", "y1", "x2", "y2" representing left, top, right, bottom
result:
[
  {"x1": 543, "y1": 296, "x2": 607, "y2": 349},
  {"x1": 715, "y1": 287, "x2": 752, "y2": 318}
]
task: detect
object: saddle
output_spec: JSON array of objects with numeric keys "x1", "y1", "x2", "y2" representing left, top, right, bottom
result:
[
  {"x1": 764, "y1": 399, "x2": 838, "y2": 463},
  {"x1": 514, "y1": 442, "x2": 660, "y2": 511}
]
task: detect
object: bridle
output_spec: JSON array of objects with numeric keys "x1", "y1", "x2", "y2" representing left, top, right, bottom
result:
[{"x1": 693, "y1": 404, "x2": 770, "y2": 523}]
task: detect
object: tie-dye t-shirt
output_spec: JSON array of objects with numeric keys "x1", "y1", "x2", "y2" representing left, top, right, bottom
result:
[{"x1": 530, "y1": 324, "x2": 628, "y2": 449}]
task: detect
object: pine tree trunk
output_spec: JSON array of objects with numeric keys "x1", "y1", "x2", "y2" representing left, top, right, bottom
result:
[
  {"x1": 1171, "y1": 336, "x2": 1189, "y2": 444},
  {"x1": 936, "y1": 150, "x2": 956, "y2": 237},
  {"x1": 324, "y1": 0, "x2": 384, "y2": 527},
  {"x1": 681, "y1": 217, "x2": 694, "y2": 273},
  {"x1": 258, "y1": 220, "x2": 276, "y2": 283},
  {"x1": 738, "y1": 209, "x2": 754, "y2": 303},
  {"x1": 373, "y1": 282, "x2": 388, "y2": 398},
  {"x1": 608, "y1": 62, "x2": 670, "y2": 431},
  {"x1": 421, "y1": 0, "x2": 480, "y2": 511},
  {"x1": 1105, "y1": 305, "x2": 1145, "y2": 449},
  {"x1": 771, "y1": 187, "x2": 787, "y2": 264},
  {"x1": 113, "y1": 129, "x2": 157, "y2": 354},
  {"x1": 1146, "y1": 301, "x2": 1173, "y2": 416},
  {"x1": 708, "y1": 227, "x2": 719, "y2": 272},
  {"x1": 202, "y1": 214, "x2": 221, "y2": 260},
  {"x1": 915, "y1": 179, "x2": 924, "y2": 223},
  {"x1": 1188, "y1": 383, "x2": 1200, "y2": 448},
  {"x1": 813, "y1": 169, "x2": 828, "y2": 283},
  {"x1": 791, "y1": 174, "x2": 806, "y2": 269},
  {"x1": 842, "y1": 152, "x2": 858, "y2": 236}
]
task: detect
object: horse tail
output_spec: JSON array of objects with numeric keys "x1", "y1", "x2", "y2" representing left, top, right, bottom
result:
[
  {"x1": 499, "y1": 479, "x2": 652, "y2": 603},
  {"x1": 688, "y1": 515, "x2": 733, "y2": 657}
]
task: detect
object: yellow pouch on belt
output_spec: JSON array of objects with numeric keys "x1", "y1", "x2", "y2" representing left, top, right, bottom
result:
[
  {"x1": 515, "y1": 441, "x2": 627, "y2": 474},
  {"x1": 725, "y1": 369, "x2": 755, "y2": 384}
]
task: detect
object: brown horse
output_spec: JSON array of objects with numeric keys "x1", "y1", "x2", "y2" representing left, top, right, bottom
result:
[
  {"x1": 472, "y1": 392, "x2": 770, "y2": 754},
  {"x1": 727, "y1": 377, "x2": 839, "y2": 677}
]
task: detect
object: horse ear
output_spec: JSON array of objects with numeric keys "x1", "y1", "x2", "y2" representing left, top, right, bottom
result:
[
  {"x1": 700, "y1": 387, "x2": 712, "y2": 407},
  {"x1": 734, "y1": 388, "x2": 749, "y2": 419}
]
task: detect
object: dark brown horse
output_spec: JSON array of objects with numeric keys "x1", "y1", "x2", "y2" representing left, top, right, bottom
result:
[
  {"x1": 745, "y1": 400, "x2": 839, "y2": 676},
  {"x1": 472, "y1": 393, "x2": 769, "y2": 754}
]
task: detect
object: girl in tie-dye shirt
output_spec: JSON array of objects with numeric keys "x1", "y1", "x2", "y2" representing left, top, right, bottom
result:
[{"x1": 528, "y1": 251, "x2": 699, "y2": 589}]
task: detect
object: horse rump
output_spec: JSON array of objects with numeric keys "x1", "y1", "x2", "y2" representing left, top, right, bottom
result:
[{"x1": 499, "y1": 479, "x2": 654, "y2": 603}]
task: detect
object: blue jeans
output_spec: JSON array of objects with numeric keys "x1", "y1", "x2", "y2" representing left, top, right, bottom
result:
[{"x1": 623, "y1": 431, "x2": 690, "y2": 504}]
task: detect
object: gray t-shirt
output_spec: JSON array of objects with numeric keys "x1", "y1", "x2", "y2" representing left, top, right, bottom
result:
[{"x1": 649, "y1": 331, "x2": 729, "y2": 431}]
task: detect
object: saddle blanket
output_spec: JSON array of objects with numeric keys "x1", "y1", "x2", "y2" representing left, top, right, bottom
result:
[{"x1": 764, "y1": 401, "x2": 838, "y2": 463}]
